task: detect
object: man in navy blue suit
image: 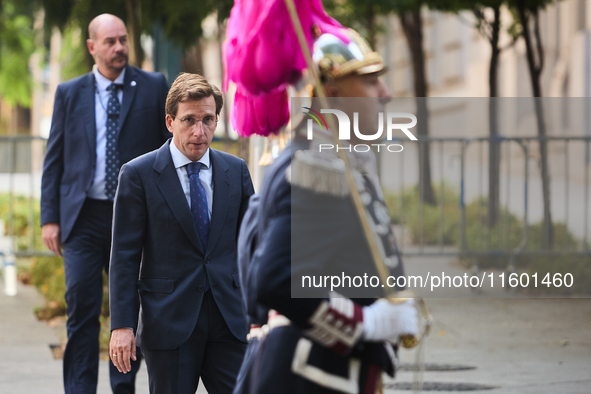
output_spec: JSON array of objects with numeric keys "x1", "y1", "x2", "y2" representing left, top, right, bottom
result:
[
  {"x1": 109, "y1": 72, "x2": 254, "y2": 394},
  {"x1": 40, "y1": 13, "x2": 170, "y2": 394}
]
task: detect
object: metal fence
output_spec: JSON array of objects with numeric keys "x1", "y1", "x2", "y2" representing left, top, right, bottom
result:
[
  {"x1": 0, "y1": 135, "x2": 47, "y2": 257},
  {"x1": 1, "y1": 135, "x2": 590, "y2": 261},
  {"x1": 380, "y1": 136, "x2": 591, "y2": 259}
]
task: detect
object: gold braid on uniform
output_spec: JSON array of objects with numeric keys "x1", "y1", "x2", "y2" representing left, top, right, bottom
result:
[{"x1": 287, "y1": 150, "x2": 350, "y2": 196}]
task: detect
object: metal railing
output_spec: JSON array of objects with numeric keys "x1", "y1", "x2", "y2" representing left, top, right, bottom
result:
[
  {"x1": 384, "y1": 136, "x2": 591, "y2": 259},
  {"x1": 0, "y1": 135, "x2": 47, "y2": 257}
]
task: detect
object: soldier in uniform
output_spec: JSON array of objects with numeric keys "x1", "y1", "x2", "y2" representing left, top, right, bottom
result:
[{"x1": 235, "y1": 28, "x2": 418, "y2": 394}]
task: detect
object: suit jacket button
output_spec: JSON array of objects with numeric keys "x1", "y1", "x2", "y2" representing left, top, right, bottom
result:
[
  {"x1": 197, "y1": 285, "x2": 204, "y2": 292},
  {"x1": 205, "y1": 259, "x2": 209, "y2": 264}
]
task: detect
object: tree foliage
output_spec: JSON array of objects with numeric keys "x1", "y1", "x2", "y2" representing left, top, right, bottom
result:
[
  {"x1": 324, "y1": 0, "x2": 440, "y2": 204},
  {"x1": 509, "y1": 0, "x2": 557, "y2": 248},
  {"x1": 39, "y1": 0, "x2": 126, "y2": 39},
  {"x1": 142, "y1": 0, "x2": 232, "y2": 48},
  {"x1": 323, "y1": 0, "x2": 382, "y2": 47},
  {"x1": 444, "y1": 0, "x2": 519, "y2": 227},
  {"x1": 38, "y1": 0, "x2": 234, "y2": 52},
  {"x1": 0, "y1": 0, "x2": 35, "y2": 107},
  {"x1": 59, "y1": 22, "x2": 88, "y2": 82}
]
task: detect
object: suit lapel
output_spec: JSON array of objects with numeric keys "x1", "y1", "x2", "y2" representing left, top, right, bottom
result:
[
  {"x1": 206, "y1": 149, "x2": 231, "y2": 255},
  {"x1": 118, "y1": 66, "x2": 138, "y2": 138},
  {"x1": 83, "y1": 73, "x2": 97, "y2": 156},
  {"x1": 154, "y1": 142, "x2": 204, "y2": 254}
]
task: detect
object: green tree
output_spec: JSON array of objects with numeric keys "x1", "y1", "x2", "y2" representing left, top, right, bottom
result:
[
  {"x1": 324, "y1": 0, "x2": 382, "y2": 48},
  {"x1": 511, "y1": 0, "x2": 556, "y2": 248},
  {"x1": 395, "y1": 1, "x2": 436, "y2": 206},
  {"x1": 59, "y1": 22, "x2": 89, "y2": 81},
  {"x1": 390, "y1": 0, "x2": 516, "y2": 208},
  {"x1": 324, "y1": 0, "x2": 437, "y2": 205},
  {"x1": 38, "y1": 0, "x2": 234, "y2": 71},
  {"x1": 0, "y1": 0, "x2": 35, "y2": 108},
  {"x1": 449, "y1": 0, "x2": 519, "y2": 227},
  {"x1": 142, "y1": 0, "x2": 232, "y2": 48},
  {"x1": 39, "y1": 0, "x2": 128, "y2": 70},
  {"x1": 473, "y1": 1, "x2": 505, "y2": 229}
]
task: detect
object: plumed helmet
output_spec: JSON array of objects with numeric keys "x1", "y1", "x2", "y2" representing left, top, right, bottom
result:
[{"x1": 313, "y1": 28, "x2": 386, "y2": 83}]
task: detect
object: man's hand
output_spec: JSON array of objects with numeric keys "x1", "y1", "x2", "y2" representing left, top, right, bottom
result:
[
  {"x1": 42, "y1": 223, "x2": 62, "y2": 257},
  {"x1": 110, "y1": 328, "x2": 137, "y2": 373}
]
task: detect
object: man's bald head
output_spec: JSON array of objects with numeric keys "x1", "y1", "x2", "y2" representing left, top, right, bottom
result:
[
  {"x1": 87, "y1": 14, "x2": 129, "y2": 81},
  {"x1": 88, "y1": 14, "x2": 125, "y2": 40}
]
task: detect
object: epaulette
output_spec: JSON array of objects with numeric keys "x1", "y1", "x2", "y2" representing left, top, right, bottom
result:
[{"x1": 286, "y1": 150, "x2": 350, "y2": 197}]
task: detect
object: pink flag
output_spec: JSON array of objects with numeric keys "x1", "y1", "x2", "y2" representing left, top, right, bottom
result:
[{"x1": 224, "y1": 0, "x2": 347, "y2": 137}]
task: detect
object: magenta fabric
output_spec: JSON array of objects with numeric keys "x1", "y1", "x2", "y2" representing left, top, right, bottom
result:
[
  {"x1": 224, "y1": 0, "x2": 347, "y2": 137},
  {"x1": 231, "y1": 88, "x2": 289, "y2": 137}
]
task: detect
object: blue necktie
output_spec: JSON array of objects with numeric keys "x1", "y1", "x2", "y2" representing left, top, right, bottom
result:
[
  {"x1": 105, "y1": 83, "x2": 122, "y2": 200},
  {"x1": 187, "y1": 162, "x2": 210, "y2": 290}
]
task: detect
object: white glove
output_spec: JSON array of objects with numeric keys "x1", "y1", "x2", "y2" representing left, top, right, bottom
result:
[{"x1": 362, "y1": 299, "x2": 418, "y2": 342}]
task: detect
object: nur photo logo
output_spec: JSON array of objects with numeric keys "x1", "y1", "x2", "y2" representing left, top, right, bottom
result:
[{"x1": 303, "y1": 107, "x2": 418, "y2": 153}]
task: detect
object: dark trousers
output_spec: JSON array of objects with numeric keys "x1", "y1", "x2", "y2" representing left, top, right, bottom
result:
[
  {"x1": 62, "y1": 198, "x2": 142, "y2": 394},
  {"x1": 142, "y1": 291, "x2": 246, "y2": 394},
  {"x1": 233, "y1": 337, "x2": 263, "y2": 394}
]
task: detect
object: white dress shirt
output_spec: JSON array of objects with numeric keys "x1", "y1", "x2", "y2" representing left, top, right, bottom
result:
[
  {"x1": 88, "y1": 66, "x2": 126, "y2": 200},
  {"x1": 169, "y1": 139, "x2": 213, "y2": 220}
]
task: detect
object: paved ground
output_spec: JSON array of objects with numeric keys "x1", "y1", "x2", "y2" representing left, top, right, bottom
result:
[
  {"x1": 1, "y1": 262, "x2": 590, "y2": 394},
  {"x1": 386, "y1": 255, "x2": 591, "y2": 393},
  {"x1": 386, "y1": 297, "x2": 591, "y2": 393},
  {"x1": 0, "y1": 281, "x2": 206, "y2": 394}
]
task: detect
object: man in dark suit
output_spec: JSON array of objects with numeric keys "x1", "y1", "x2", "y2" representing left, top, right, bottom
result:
[
  {"x1": 40, "y1": 13, "x2": 170, "y2": 394},
  {"x1": 109, "y1": 72, "x2": 254, "y2": 394}
]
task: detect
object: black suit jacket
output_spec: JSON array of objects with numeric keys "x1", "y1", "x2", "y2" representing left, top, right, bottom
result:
[
  {"x1": 109, "y1": 141, "x2": 254, "y2": 350},
  {"x1": 41, "y1": 65, "x2": 170, "y2": 242}
]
